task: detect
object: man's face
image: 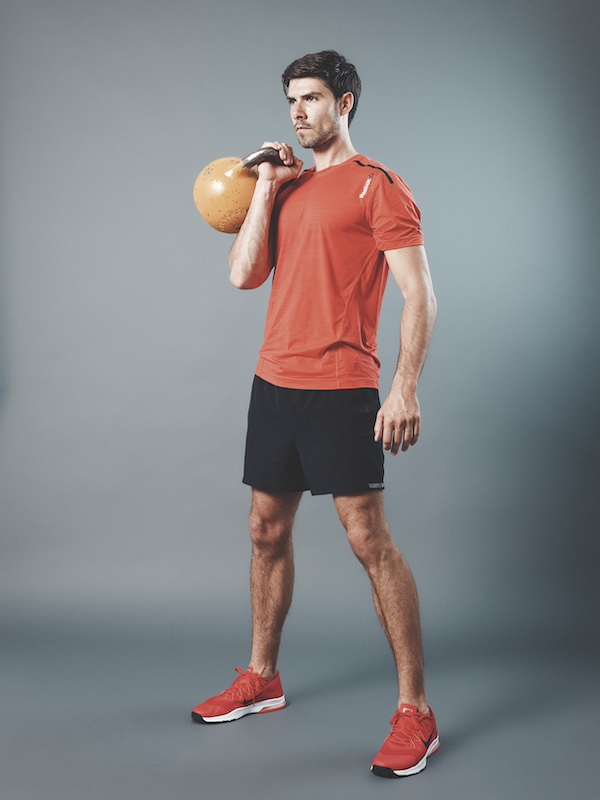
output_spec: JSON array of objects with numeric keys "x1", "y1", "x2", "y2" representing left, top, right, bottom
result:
[{"x1": 287, "y1": 77, "x2": 344, "y2": 151}]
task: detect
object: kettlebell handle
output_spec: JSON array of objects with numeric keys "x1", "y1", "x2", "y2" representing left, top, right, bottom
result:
[{"x1": 241, "y1": 147, "x2": 285, "y2": 169}]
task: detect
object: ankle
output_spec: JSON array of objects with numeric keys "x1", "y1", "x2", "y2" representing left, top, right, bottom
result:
[
  {"x1": 248, "y1": 663, "x2": 277, "y2": 681},
  {"x1": 398, "y1": 697, "x2": 429, "y2": 715}
]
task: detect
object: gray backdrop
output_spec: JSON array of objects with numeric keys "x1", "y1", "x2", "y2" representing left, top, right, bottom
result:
[{"x1": 1, "y1": 1, "x2": 598, "y2": 799}]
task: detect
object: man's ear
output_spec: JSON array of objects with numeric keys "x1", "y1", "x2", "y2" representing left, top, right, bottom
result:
[{"x1": 338, "y1": 91, "x2": 354, "y2": 118}]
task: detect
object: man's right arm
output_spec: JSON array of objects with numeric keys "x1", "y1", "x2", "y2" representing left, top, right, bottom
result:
[{"x1": 229, "y1": 142, "x2": 302, "y2": 290}]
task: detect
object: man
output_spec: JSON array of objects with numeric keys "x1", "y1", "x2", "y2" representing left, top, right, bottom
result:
[{"x1": 192, "y1": 50, "x2": 439, "y2": 779}]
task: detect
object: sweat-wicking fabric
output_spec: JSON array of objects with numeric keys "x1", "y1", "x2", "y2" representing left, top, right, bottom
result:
[{"x1": 255, "y1": 155, "x2": 424, "y2": 391}]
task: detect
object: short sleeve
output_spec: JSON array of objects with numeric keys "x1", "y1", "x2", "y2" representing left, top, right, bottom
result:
[{"x1": 364, "y1": 170, "x2": 424, "y2": 251}]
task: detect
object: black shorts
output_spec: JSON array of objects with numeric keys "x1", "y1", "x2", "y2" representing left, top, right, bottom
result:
[{"x1": 243, "y1": 376, "x2": 384, "y2": 496}]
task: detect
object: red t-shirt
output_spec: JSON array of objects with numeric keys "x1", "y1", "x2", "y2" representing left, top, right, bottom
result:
[{"x1": 255, "y1": 155, "x2": 424, "y2": 389}]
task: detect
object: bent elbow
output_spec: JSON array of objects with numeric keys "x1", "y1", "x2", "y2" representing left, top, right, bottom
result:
[
  {"x1": 228, "y1": 254, "x2": 251, "y2": 289},
  {"x1": 229, "y1": 266, "x2": 267, "y2": 290},
  {"x1": 229, "y1": 269, "x2": 246, "y2": 289}
]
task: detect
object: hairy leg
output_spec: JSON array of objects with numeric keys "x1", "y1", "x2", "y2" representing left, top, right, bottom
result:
[
  {"x1": 334, "y1": 492, "x2": 427, "y2": 711},
  {"x1": 248, "y1": 489, "x2": 303, "y2": 680}
]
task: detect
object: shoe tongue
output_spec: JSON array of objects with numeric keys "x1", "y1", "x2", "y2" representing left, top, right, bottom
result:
[{"x1": 399, "y1": 703, "x2": 419, "y2": 714}]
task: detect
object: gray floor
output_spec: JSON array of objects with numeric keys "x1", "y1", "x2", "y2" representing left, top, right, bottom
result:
[{"x1": 2, "y1": 611, "x2": 598, "y2": 800}]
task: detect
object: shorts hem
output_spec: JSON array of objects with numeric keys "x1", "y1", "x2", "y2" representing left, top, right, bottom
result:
[
  {"x1": 312, "y1": 484, "x2": 385, "y2": 497},
  {"x1": 242, "y1": 478, "x2": 384, "y2": 497},
  {"x1": 242, "y1": 477, "x2": 308, "y2": 494}
]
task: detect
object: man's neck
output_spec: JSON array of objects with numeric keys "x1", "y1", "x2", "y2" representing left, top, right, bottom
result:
[{"x1": 312, "y1": 136, "x2": 358, "y2": 172}]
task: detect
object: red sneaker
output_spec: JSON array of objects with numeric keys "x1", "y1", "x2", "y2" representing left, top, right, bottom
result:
[
  {"x1": 191, "y1": 667, "x2": 286, "y2": 723},
  {"x1": 371, "y1": 704, "x2": 440, "y2": 778}
]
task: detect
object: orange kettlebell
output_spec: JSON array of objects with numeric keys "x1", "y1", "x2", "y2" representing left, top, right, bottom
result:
[{"x1": 193, "y1": 147, "x2": 284, "y2": 234}]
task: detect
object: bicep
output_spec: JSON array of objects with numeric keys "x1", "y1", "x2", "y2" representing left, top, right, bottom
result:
[{"x1": 384, "y1": 245, "x2": 434, "y2": 300}]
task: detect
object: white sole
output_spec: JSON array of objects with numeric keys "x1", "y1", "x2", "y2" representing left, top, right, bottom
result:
[
  {"x1": 371, "y1": 736, "x2": 440, "y2": 778},
  {"x1": 199, "y1": 695, "x2": 286, "y2": 723}
]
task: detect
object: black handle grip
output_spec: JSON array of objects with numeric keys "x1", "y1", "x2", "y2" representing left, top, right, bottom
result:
[{"x1": 241, "y1": 147, "x2": 285, "y2": 169}]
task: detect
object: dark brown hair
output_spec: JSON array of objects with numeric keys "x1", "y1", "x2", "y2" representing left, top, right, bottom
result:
[{"x1": 281, "y1": 50, "x2": 362, "y2": 126}]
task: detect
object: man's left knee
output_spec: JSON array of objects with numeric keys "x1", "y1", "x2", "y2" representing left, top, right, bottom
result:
[
  {"x1": 334, "y1": 492, "x2": 392, "y2": 561},
  {"x1": 346, "y1": 521, "x2": 394, "y2": 569}
]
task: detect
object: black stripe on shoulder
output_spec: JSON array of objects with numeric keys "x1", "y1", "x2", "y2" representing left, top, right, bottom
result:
[{"x1": 353, "y1": 160, "x2": 394, "y2": 184}]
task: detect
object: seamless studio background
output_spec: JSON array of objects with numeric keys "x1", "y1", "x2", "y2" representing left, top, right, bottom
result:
[{"x1": 1, "y1": 1, "x2": 598, "y2": 799}]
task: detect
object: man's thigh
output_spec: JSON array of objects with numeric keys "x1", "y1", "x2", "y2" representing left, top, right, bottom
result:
[
  {"x1": 249, "y1": 488, "x2": 303, "y2": 529},
  {"x1": 333, "y1": 491, "x2": 391, "y2": 546},
  {"x1": 243, "y1": 377, "x2": 310, "y2": 494},
  {"x1": 293, "y1": 386, "x2": 385, "y2": 496}
]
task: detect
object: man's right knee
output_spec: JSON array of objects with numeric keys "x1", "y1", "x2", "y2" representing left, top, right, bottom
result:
[
  {"x1": 248, "y1": 491, "x2": 301, "y2": 552},
  {"x1": 248, "y1": 513, "x2": 291, "y2": 551}
]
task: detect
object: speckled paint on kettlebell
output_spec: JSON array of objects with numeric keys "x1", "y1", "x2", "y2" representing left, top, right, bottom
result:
[{"x1": 193, "y1": 147, "x2": 283, "y2": 234}]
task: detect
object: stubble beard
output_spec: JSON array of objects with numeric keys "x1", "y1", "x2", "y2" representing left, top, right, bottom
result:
[
  {"x1": 295, "y1": 128, "x2": 324, "y2": 150},
  {"x1": 295, "y1": 117, "x2": 340, "y2": 151}
]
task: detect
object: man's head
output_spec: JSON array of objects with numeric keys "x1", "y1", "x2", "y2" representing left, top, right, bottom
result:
[{"x1": 281, "y1": 50, "x2": 362, "y2": 127}]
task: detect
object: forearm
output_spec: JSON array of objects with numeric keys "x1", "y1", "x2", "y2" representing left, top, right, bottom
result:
[
  {"x1": 375, "y1": 246, "x2": 436, "y2": 453},
  {"x1": 229, "y1": 178, "x2": 280, "y2": 289},
  {"x1": 391, "y1": 284, "x2": 437, "y2": 395}
]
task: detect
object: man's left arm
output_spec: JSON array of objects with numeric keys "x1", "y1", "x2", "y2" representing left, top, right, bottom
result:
[{"x1": 375, "y1": 245, "x2": 437, "y2": 455}]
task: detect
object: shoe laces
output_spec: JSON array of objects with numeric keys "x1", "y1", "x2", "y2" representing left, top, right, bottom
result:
[
  {"x1": 223, "y1": 667, "x2": 266, "y2": 703},
  {"x1": 388, "y1": 709, "x2": 431, "y2": 747}
]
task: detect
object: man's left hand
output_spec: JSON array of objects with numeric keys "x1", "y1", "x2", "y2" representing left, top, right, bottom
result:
[{"x1": 374, "y1": 392, "x2": 421, "y2": 455}]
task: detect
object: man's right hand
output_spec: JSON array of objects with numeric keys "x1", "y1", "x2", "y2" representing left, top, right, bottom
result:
[
  {"x1": 229, "y1": 141, "x2": 301, "y2": 289},
  {"x1": 257, "y1": 141, "x2": 303, "y2": 185}
]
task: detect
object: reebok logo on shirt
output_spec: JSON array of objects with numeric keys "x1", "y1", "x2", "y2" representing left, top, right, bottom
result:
[{"x1": 359, "y1": 173, "x2": 374, "y2": 198}]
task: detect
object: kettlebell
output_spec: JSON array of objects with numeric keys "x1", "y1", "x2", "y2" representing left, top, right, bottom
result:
[{"x1": 193, "y1": 147, "x2": 284, "y2": 234}]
